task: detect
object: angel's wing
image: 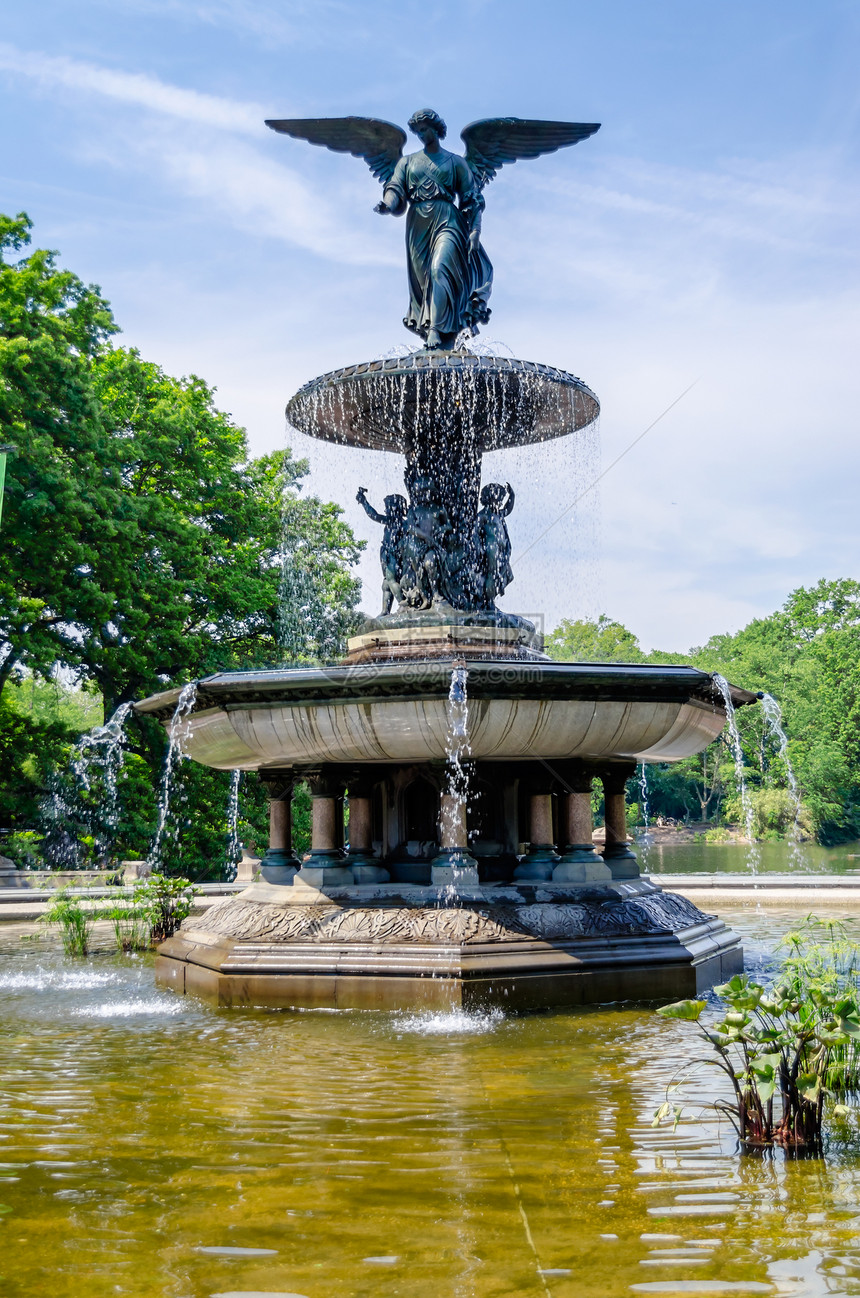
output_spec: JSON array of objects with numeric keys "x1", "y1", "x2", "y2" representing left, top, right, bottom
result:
[
  {"x1": 265, "y1": 116, "x2": 407, "y2": 185},
  {"x1": 461, "y1": 118, "x2": 600, "y2": 189}
]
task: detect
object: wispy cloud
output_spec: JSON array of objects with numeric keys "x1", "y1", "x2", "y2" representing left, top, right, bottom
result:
[
  {"x1": 0, "y1": 42, "x2": 263, "y2": 133},
  {"x1": 0, "y1": 41, "x2": 394, "y2": 265}
]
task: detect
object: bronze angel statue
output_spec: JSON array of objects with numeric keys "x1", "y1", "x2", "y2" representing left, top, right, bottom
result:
[{"x1": 266, "y1": 109, "x2": 600, "y2": 350}]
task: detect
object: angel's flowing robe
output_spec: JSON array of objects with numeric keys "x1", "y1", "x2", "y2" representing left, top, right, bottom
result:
[{"x1": 384, "y1": 148, "x2": 493, "y2": 342}]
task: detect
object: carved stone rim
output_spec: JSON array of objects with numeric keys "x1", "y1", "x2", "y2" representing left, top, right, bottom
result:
[{"x1": 134, "y1": 659, "x2": 758, "y2": 723}]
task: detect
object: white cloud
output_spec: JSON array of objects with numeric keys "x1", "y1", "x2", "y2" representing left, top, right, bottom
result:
[{"x1": 0, "y1": 41, "x2": 263, "y2": 133}]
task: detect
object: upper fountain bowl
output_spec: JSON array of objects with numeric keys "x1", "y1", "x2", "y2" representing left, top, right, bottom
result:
[
  {"x1": 134, "y1": 660, "x2": 757, "y2": 772},
  {"x1": 285, "y1": 350, "x2": 600, "y2": 453}
]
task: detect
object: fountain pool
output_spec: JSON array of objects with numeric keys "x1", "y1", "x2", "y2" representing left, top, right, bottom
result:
[{"x1": 0, "y1": 906, "x2": 857, "y2": 1298}]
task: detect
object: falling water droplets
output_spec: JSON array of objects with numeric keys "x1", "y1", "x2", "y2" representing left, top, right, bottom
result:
[
  {"x1": 438, "y1": 662, "x2": 475, "y2": 904},
  {"x1": 760, "y1": 692, "x2": 805, "y2": 867},
  {"x1": 225, "y1": 769, "x2": 242, "y2": 882},
  {"x1": 147, "y1": 682, "x2": 198, "y2": 872},
  {"x1": 637, "y1": 761, "x2": 651, "y2": 871},
  {"x1": 713, "y1": 674, "x2": 760, "y2": 874},
  {"x1": 40, "y1": 701, "x2": 134, "y2": 870}
]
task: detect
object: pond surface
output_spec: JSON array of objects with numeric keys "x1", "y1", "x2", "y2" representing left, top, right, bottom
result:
[
  {"x1": 643, "y1": 838, "x2": 860, "y2": 876},
  {"x1": 2, "y1": 908, "x2": 860, "y2": 1298}
]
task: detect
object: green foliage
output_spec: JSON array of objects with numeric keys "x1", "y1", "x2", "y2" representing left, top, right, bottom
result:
[
  {"x1": 40, "y1": 889, "x2": 95, "y2": 956},
  {"x1": 559, "y1": 580, "x2": 860, "y2": 845},
  {"x1": 780, "y1": 916, "x2": 860, "y2": 1093},
  {"x1": 103, "y1": 895, "x2": 152, "y2": 953},
  {"x1": 656, "y1": 998, "x2": 706, "y2": 1021},
  {"x1": 130, "y1": 872, "x2": 198, "y2": 944},
  {"x1": 546, "y1": 614, "x2": 644, "y2": 663},
  {"x1": 0, "y1": 213, "x2": 363, "y2": 873},
  {"x1": 655, "y1": 941, "x2": 860, "y2": 1151}
]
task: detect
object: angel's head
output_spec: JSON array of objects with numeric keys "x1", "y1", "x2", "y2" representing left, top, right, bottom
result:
[{"x1": 408, "y1": 108, "x2": 447, "y2": 145}]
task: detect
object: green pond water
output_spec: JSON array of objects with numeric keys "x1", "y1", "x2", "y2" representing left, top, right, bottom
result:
[
  {"x1": 3, "y1": 899, "x2": 860, "y2": 1298},
  {"x1": 643, "y1": 838, "x2": 860, "y2": 876}
]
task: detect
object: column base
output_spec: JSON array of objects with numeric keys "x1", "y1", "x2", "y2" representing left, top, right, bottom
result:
[
  {"x1": 431, "y1": 849, "x2": 480, "y2": 888},
  {"x1": 348, "y1": 852, "x2": 390, "y2": 884},
  {"x1": 514, "y1": 845, "x2": 559, "y2": 882},
  {"x1": 602, "y1": 845, "x2": 640, "y2": 880},
  {"x1": 259, "y1": 848, "x2": 301, "y2": 885},
  {"x1": 553, "y1": 845, "x2": 613, "y2": 884},
  {"x1": 296, "y1": 850, "x2": 354, "y2": 888}
]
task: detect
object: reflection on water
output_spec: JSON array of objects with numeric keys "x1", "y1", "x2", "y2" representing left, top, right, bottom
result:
[
  {"x1": 645, "y1": 837, "x2": 860, "y2": 876},
  {"x1": 1, "y1": 909, "x2": 860, "y2": 1297}
]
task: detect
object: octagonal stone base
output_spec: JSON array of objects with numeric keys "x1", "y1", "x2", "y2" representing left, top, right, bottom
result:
[{"x1": 156, "y1": 879, "x2": 742, "y2": 1012}]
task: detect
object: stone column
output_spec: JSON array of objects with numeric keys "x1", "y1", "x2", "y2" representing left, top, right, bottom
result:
[
  {"x1": 431, "y1": 767, "x2": 479, "y2": 888},
  {"x1": 258, "y1": 773, "x2": 300, "y2": 884},
  {"x1": 346, "y1": 773, "x2": 389, "y2": 884},
  {"x1": 600, "y1": 765, "x2": 640, "y2": 881},
  {"x1": 514, "y1": 775, "x2": 559, "y2": 881},
  {"x1": 295, "y1": 769, "x2": 354, "y2": 888},
  {"x1": 554, "y1": 766, "x2": 612, "y2": 884}
]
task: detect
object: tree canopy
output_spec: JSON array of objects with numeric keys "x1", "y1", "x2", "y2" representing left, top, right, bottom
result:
[
  {"x1": 0, "y1": 213, "x2": 362, "y2": 874},
  {"x1": 546, "y1": 581, "x2": 860, "y2": 844}
]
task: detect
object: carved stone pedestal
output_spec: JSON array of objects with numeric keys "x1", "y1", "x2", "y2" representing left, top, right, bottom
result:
[{"x1": 156, "y1": 878, "x2": 743, "y2": 1012}]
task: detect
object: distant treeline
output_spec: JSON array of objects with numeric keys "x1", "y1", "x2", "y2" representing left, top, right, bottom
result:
[{"x1": 546, "y1": 588, "x2": 860, "y2": 845}]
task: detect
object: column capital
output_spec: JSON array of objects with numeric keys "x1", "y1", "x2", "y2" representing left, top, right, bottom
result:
[
  {"x1": 598, "y1": 762, "x2": 637, "y2": 796},
  {"x1": 302, "y1": 766, "x2": 346, "y2": 798},
  {"x1": 554, "y1": 761, "x2": 600, "y2": 796},
  {"x1": 259, "y1": 769, "x2": 295, "y2": 801}
]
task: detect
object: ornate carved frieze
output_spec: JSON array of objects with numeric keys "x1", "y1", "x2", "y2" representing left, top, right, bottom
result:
[{"x1": 184, "y1": 890, "x2": 709, "y2": 947}]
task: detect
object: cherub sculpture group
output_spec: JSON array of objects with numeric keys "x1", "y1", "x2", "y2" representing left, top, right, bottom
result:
[
  {"x1": 267, "y1": 108, "x2": 599, "y2": 350},
  {"x1": 357, "y1": 478, "x2": 516, "y2": 617}
]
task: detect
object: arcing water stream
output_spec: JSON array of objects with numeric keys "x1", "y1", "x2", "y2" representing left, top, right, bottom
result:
[
  {"x1": 147, "y1": 681, "x2": 198, "y2": 872},
  {"x1": 713, "y1": 673, "x2": 761, "y2": 873},
  {"x1": 761, "y1": 691, "x2": 805, "y2": 864},
  {"x1": 41, "y1": 701, "x2": 134, "y2": 869}
]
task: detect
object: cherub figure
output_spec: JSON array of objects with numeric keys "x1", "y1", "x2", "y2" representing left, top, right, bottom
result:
[
  {"x1": 474, "y1": 482, "x2": 515, "y2": 610},
  {"x1": 399, "y1": 476, "x2": 455, "y2": 609},
  {"x1": 356, "y1": 487, "x2": 408, "y2": 615}
]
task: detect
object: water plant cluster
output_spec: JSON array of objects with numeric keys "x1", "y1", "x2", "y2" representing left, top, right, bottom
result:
[
  {"x1": 655, "y1": 917, "x2": 860, "y2": 1153},
  {"x1": 41, "y1": 874, "x2": 198, "y2": 957}
]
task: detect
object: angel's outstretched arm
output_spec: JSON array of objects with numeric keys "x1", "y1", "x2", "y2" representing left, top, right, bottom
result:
[
  {"x1": 503, "y1": 483, "x2": 515, "y2": 516},
  {"x1": 376, "y1": 156, "x2": 408, "y2": 216}
]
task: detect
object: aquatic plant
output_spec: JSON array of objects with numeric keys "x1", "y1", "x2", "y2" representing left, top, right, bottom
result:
[
  {"x1": 780, "y1": 915, "x2": 860, "y2": 1093},
  {"x1": 134, "y1": 873, "x2": 197, "y2": 943},
  {"x1": 103, "y1": 896, "x2": 151, "y2": 953},
  {"x1": 654, "y1": 967, "x2": 860, "y2": 1151},
  {"x1": 40, "y1": 889, "x2": 95, "y2": 957}
]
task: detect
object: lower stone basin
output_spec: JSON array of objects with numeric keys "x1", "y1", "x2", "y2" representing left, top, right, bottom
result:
[{"x1": 134, "y1": 660, "x2": 756, "y2": 771}]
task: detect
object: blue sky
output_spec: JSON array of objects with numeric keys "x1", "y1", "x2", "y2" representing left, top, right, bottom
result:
[{"x1": 2, "y1": 0, "x2": 859, "y2": 649}]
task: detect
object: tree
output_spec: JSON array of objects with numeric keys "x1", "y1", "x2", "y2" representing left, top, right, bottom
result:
[
  {"x1": 0, "y1": 213, "x2": 365, "y2": 876},
  {"x1": 545, "y1": 614, "x2": 644, "y2": 662},
  {"x1": 0, "y1": 212, "x2": 119, "y2": 693}
]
